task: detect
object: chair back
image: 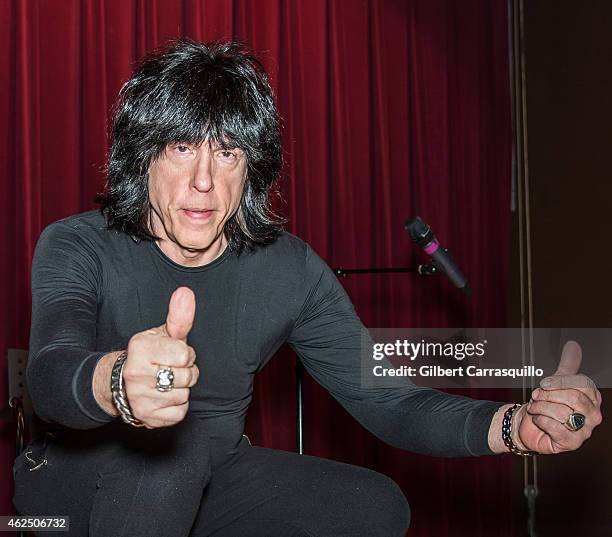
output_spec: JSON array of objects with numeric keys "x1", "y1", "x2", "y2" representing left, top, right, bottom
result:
[{"x1": 7, "y1": 349, "x2": 31, "y2": 454}]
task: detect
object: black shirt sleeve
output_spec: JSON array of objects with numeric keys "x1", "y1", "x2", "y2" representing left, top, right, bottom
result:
[
  {"x1": 27, "y1": 221, "x2": 116, "y2": 429},
  {"x1": 287, "y1": 243, "x2": 504, "y2": 457}
]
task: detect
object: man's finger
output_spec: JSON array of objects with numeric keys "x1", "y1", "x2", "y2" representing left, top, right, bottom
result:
[
  {"x1": 527, "y1": 400, "x2": 574, "y2": 425},
  {"x1": 540, "y1": 340, "x2": 582, "y2": 389},
  {"x1": 539, "y1": 373, "x2": 597, "y2": 392},
  {"x1": 146, "y1": 364, "x2": 199, "y2": 390},
  {"x1": 531, "y1": 387, "x2": 598, "y2": 413},
  {"x1": 531, "y1": 414, "x2": 581, "y2": 450},
  {"x1": 165, "y1": 287, "x2": 196, "y2": 341},
  {"x1": 554, "y1": 340, "x2": 582, "y2": 375},
  {"x1": 149, "y1": 401, "x2": 190, "y2": 428},
  {"x1": 150, "y1": 388, "x2": 191, "y2": 409}
]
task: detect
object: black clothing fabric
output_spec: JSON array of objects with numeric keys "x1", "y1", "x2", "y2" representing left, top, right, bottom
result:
[
  {"x1": 27, "y1": 210, "x2": 502, "y2": 463},
  {"x1": 14, "y1": 413, "x2": 212, "y2": 536},
  {"x1": 13, "y1": 415, "x2": 410, "y2": 537}
]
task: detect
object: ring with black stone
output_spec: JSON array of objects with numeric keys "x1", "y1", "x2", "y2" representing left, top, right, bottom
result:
[{"x1": 566, "y1": 412, "x2": 586, "y2": 432}]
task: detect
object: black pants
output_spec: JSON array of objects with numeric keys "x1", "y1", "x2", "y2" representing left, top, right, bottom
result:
[{"x1": 13, "y1": 414, "x2": 410, "y2": 536}]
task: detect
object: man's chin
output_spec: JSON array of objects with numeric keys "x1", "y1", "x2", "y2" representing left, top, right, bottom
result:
[
  {"x1": 176, "y1": 233, "x2": 225, "y2": 254},
  {"x1": 180, "y1": 239, "x2": 215, "y2": 253}
]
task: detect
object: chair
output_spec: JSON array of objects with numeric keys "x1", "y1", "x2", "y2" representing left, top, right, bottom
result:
[
  {"x1": 6, "y1": 349, "x2": 30, "y2": 537},
  {"x1": 7, "y1": 349, "x2": 31, "y2": 456}
]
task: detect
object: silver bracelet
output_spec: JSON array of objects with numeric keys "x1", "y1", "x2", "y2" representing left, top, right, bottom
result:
[{"x1": 110, "y1": 351, "x2": 145, "y2": 427}]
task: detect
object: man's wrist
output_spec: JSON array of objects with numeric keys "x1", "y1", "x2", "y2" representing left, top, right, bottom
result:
[
  {"x1": 510, "y1": 404, "x2": 530, "y2": 451},
  {"x1": 488, "y1": 403, "x2": 514, "y2": 453},
  {"x1": 110, "y1": 351, "x2": 145, "y2": 427},
  {"x1": 489, "y1": 402, "x2": 538, "y2": 455},
  {"x1": 92, "y1": 351, "x2": 122, "y2": 417}
]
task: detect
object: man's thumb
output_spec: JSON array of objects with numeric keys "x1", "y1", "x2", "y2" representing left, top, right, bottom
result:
[
  {"x1": 165, "y1": 287, "x2": 196, "y2": 341},
  {"x1": 554, "y1": 340, "x2": 582, "y2": 376}
]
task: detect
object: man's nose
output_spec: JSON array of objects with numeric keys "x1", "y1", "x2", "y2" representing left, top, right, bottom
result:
[{"x1": 191, "y1": 157, "x2": 214, "y2": 192}]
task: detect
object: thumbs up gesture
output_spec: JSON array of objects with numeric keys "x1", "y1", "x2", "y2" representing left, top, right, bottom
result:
[
  {"x1": 122, "y1": 287, "x2": 200, "y2": 428},
  {"x1": 513, "y1": 341, "x2": 603, "y2": 454}
]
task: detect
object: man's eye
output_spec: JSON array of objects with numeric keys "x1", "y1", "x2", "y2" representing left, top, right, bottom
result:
[
  {"x1": 218, "y1": 150, "x2": 237, "y2": 161},
  {"x1": 176, "y1": 145, "x2": 190, "y2": 153}
]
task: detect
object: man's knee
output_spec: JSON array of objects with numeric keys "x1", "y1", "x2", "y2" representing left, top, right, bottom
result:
[
  {"x1": 356, "y1": 470, "x2": 411, "y2": 537},
  {"x1": 90, "y1": 415, "x2": 212, "y2": 537},
  {"x1": 323, "y1": 464, "x2": 410, "y2": 537},
  {"x1": 117, "y1": 412, "x2": 212, "y2": 487}
]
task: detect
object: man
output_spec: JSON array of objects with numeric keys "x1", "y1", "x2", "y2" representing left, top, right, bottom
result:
[{"x1": 13, "y1": 39, "x2": 602, "y2": 537}]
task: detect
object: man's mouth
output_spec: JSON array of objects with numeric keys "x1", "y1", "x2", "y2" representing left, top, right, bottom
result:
[{"x1": 182, "y1": 208, "x2": 214, "y2": 220}]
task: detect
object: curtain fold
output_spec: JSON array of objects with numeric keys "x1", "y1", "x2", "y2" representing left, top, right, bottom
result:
[{"x1": 0, "y1": 1, "x2": 513, "y2": 535}]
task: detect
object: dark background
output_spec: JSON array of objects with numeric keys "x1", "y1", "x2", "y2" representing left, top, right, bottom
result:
[
  {"x1": 1, "y1": 0, "x2": 610, "y2": 535},
  {"x1": 507, "y1": 2, "x2": 612, "y2": 536}
]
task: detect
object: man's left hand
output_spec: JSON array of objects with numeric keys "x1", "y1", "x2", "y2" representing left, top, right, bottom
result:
[{"x1": 513, "y1": 340, "x2": 603, "y2": 454}]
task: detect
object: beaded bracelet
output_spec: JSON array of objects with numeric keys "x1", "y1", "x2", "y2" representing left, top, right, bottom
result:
[
  {"x1": 502, "y1": 403, "x2": 538, "y2": 456},
  {"x1": 110, "y1": 351, "x2": 145, "y2": 428}
]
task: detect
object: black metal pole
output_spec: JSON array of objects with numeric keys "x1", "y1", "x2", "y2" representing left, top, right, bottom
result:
[{"x1": 296, "y1": 359, "x2": 304, "y2": 455}]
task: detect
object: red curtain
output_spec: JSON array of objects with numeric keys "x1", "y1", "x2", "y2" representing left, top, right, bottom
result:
[{"x1": 0, "y1": 1, "x2": 513, "y2": 535}]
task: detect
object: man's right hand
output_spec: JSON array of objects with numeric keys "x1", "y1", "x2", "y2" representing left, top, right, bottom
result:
[{"x1": 121, "y1": 286, "x2": 200, "y2": 428}]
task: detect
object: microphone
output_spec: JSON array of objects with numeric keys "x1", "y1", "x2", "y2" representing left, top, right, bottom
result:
[{"x1": 405, "y1": 216, "x2": 471, "y2": 295}]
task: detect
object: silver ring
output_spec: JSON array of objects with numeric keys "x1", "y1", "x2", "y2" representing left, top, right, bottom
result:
[
  {"x1": 566, "y1": 412, "x2": 586, "y2": 432},
  {"x1": 156, "y1": 366, "x2": 174, "y2": 392}
]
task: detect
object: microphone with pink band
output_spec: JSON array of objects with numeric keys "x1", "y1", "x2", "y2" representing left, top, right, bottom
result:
[{"x1": 405, "y1": 216, "x2": 471, "y2": 295}]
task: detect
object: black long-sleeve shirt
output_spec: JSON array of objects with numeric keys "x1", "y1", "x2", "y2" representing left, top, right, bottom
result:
[{"x1": 28, "y1": 210, "x2": 503, "y2": 464}]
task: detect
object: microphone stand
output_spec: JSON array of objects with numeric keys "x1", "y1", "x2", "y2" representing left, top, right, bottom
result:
[
  {"x1": 296, "y1": 262, "x2": 439, "y2": 455},
  {"x1": 333, "y1": 264, "x2": 438, "y2": 278}
]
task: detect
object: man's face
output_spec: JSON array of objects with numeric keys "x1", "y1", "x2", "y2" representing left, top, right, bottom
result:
[{"x1": 148, "y1": 141, "x2": 248, "y2": 265}]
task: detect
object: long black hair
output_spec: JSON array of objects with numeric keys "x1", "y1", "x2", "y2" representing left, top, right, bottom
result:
[{"x1": 97, "y1": 39, "x2": 284, "y2": 252}]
